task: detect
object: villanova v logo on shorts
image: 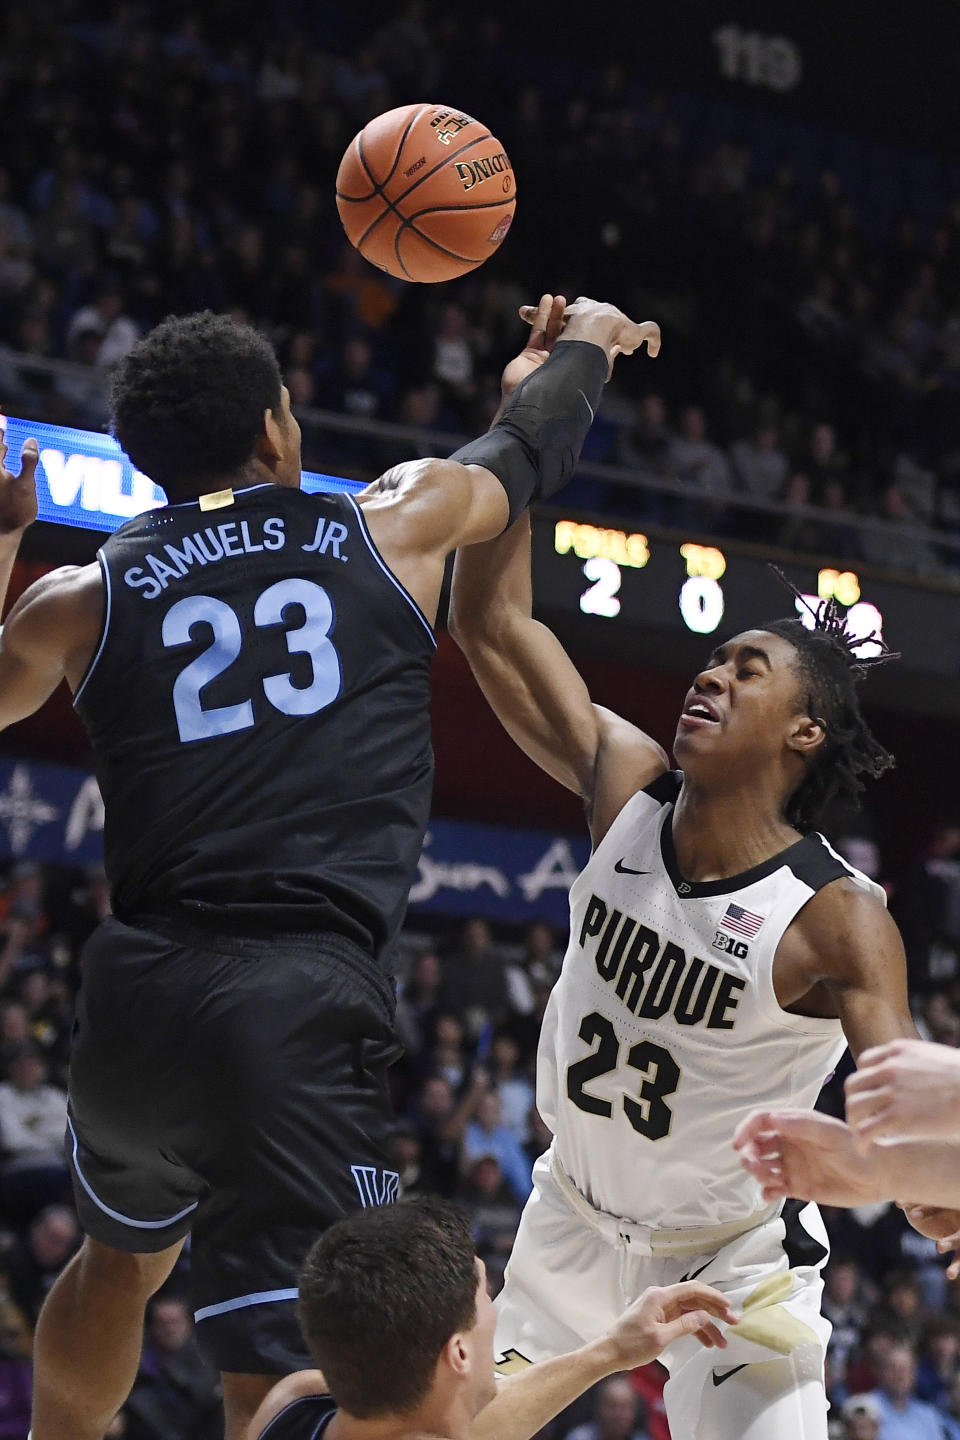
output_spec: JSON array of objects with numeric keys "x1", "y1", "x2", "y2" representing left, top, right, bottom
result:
[{"x1": 351, "y1": 1164, "x2": 400, "y2": 1207}]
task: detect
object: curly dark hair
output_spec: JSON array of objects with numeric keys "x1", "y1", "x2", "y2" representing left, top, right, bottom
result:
[
  {"x1": 298, "y1": 1196, "x2": 478, "y2": 1419},
  {"x1": 109, "y1": 311, "x2": 283, "y2": 499},
  {"x1": 763, "y1": 579, "x2": 897, "y2": 832}
]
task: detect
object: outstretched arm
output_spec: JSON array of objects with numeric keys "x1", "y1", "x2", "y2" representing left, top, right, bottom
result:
[
  {"x1": 472, "y1": 1283, "x2": 736, "y2": 1440},
  {"x1": 845, "y1": 1038, "x2": 960, "y2": 1145},
  {"x1": 449, "y1": 513, "x2": 666, "y2": 841},
  {"x1": 355, "y1": 296, "x2": 659, "y2": 627},
  {"x1": 0, "y1": 425, "x2": 105, "y2": 729},
  {"x1": 735, "y1": 1109, "x2": 960, "y2": 1258}
]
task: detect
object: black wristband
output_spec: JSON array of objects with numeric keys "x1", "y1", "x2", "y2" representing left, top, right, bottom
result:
[{"x1": 449, "y1": 340, "x2": 608, "y2": 526}]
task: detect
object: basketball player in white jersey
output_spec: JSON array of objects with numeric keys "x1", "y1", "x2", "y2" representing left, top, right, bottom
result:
[{"x1": 448, "y1": 309, "x2": 960, "y2": 1438}]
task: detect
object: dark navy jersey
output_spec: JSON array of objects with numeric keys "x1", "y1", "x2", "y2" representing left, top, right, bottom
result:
[
  {"x1": 75, "y1": 484, "x2": 435, "y2": 964},
  {"x1": 258, "y1": 1393, "x2": 337, "y2": 1439}
]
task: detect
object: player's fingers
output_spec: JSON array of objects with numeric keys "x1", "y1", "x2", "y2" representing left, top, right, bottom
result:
[
  {"x1": 845, "y1": 1084, "x2": 889, "y2": 1120},
  {"x1": 948, "y1": 1257, "x2": 960, "y2": 1281},
  {"x1": 663, "y1": 1283, "x2": 738, "y2": 1324},
  {"x1": 544, "y1": 294, "x2": 567, "y2": 347},
  {"x1": 18, "y1": 437, "x2": 39, "y2": 479},
  {"x1": 526, "y1": 293, "x2": 554, "y2": 349},
  {"x1": 733, "y1": 1110, "x2": 775, "y2": 1150},
  {"x1": 849, "y1": 1109, "x2": 895, "y2": 1150},
  {"x1": 637, "y1": 320, "x2": 661, "y2": 357},
  {"x1": 850, "y1": 1040, "x2": 908, "y2": 1075},
  {"x1": 936, "y1": 1230, "x2": 960, "y2": 1252},
  {"x1": 666, "y1": 1311, "x2": 728, "y2": 1348}
]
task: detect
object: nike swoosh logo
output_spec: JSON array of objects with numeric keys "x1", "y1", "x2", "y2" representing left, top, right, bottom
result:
[
  {"x1": 614, "y1": 859, "x2": 650, "y2": 875},
  {"x1": 577, "y1": 388, "x2": 595, "y2": 423},
  {"x1": 712, "y1": 1365, "x2": 748, "y2": 1387},
  {"x1": 681, "y1": 1258, "x2": 714, "y2": 1283}
]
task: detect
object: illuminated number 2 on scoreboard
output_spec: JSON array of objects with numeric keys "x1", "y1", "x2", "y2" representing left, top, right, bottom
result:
[{"x1": 579, "y1": 557, "x2": 622, "y2": 617}]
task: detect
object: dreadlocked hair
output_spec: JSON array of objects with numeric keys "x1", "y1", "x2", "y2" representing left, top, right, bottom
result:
[{"x1": 763, "y1": 569, "x2": 898, "y2": 833}]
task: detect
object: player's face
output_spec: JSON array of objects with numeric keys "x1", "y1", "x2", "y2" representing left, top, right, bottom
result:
[
  {"x1": 467, "y1": 1258, "x2": 499, "y2": 1414},
  {"x1": 673, "y1": 630, "x2": 815, "y2": 772}
]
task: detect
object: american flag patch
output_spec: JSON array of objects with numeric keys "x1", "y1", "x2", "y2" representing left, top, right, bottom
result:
[{"x1": 722, "y1": 902, "x2": 765, "y2": 938}]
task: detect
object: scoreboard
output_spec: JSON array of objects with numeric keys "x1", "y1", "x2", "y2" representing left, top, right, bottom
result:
[{"x1": 531, "y1": 515, "x2": 960, "y2": 700}]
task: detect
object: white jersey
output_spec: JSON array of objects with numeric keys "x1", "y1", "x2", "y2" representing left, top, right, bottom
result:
[{"x1": 538, "y1": 771, "x2": 884, "y2": 1231}]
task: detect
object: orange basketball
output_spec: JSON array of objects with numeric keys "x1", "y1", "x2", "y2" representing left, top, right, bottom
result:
[{"x1": 336, "y1": 103, "x2": 517, "y2": 283}]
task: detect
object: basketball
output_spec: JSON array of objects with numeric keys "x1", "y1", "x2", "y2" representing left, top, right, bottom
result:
[{"x1": 335, "y1": 103, "x2": 517, "y2": 283}]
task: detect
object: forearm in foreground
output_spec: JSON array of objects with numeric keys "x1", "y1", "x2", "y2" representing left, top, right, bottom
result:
[{"x1": 470, "y1": 1339, "x2": 618, "y2": 1440}]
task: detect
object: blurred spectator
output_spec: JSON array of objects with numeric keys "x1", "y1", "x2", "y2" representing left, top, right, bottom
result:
[
  {"x1": 915, "y1": 1317, "x2": 960, "y2": 1408},
  {"x1": 432, "y1": 303, "x2": 476, "y2": 416},
  {"x1": 65, "y1": 282, "x2": 139, "y2": 369},
  {"x1": 871, "y1": 1343, "x2": 945, "y2": 1440},
  {"x1": 488, "y1": 1029, "x2": 534, "y2": 1143},
  {"x1": 457, "y1": 1153, "x2": 522, "y2": 1268},
  {"x1": 0, "y1": 1044, "x2": 67, "y2": 1167},
  {"x1": 438, "y1": 918, "x2": 510, "y2": 1040},
  {"x1": 0, "y1": 1042, "x2": 70, "y2": 1222},
  {"x1": 395, "y1": 947, "x2": 443, "y2": 1054},
  {"x1": 731, "y1": 421, "x2": 790, "y2": 501},
  {"x1": 871, "y1": 1272, "x2": 925, "y2": 1349},
  {"x1": 842, "y1": 1393, "x2": 881, "y2": 1440},
  {"x1": 462, "y1": 1089, "x2": 533, "y2": 1204},
  {"x1": 825, "y1": 1257, "x2": 871, "y2": 1389},
  {"x1": 861, "y1": 486, "x2": 945, "y2": 578},
  {"x1": 124, "y1": 1295, "x2": 222, "y2": 1440},
  {"x1": 410, "y1": 1074, "x2": 461, "y2": 1196},
  {"x1": 801, "y1": 423, "x2": 850, "y2": 505},
  {"x1": 424, "y1": 1011, "x2": 471, "y2": 1092},
  {"x1": 777, "y1": 472, "x2": 824, "y2": 553},
  {"x1": 3, "y1": 1205, "x2": 79, "y2": 1329},
  {"x1": 564, "y1": 1375, "x2": 650, "y2": 1440},
  {"x1": 668, "y1": 406, "x2": 732, "y2": 505},
  {"x1": 621, "y1": 395, "x2": 673, "y2": 475},
  {"x1": 893, "y1": 824, "x2": 960, "y2": 1000}
]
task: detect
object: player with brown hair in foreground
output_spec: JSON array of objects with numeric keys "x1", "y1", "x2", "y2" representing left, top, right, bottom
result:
[{"x1": 247, "y1": 1196, "x2": 736, "y2": 1440}]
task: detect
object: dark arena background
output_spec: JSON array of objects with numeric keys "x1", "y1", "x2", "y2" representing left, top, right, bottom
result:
[{"x1": 2, "y1": 2, "x2": 960, "y2": 1437}]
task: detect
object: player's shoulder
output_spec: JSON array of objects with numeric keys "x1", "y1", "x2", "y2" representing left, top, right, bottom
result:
[
  {"x1": 247, "y1": 1372, "x2": 333, "y2": 1440},
  {"x1": 789, "y1": 856, "x2": 893, "y2": 957},
  {"x1": 357, "y1": 458, "x2": 454, "y2": 507},
  {"x1": 5, "y1": 561, "x2": 103, "y2": 634},
  {"x1": 590, "y1": 710, "x2": 670, "y2": 845}
]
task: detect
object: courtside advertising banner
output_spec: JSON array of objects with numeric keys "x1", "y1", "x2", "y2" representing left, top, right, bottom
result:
[
  {"x1": 0, "y1": 756, "x2": 587, "y2": 926},
  {"x1": 0, "y1": 412, "x2": 362, "y2": 534}
]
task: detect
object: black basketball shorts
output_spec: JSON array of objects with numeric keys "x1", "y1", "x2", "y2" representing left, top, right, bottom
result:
[{"x1": 66, "y1": 915, "x2": 402, "y2": 1375}]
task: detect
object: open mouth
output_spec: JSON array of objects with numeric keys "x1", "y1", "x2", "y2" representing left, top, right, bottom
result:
[{"x1": 679, "y1": 698, "x2": 721, "y2": 727}]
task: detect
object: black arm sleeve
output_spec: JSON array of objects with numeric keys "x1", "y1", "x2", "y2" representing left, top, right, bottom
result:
[{"x1": 448, "y1": 339, "x2": 608, "y2": 526}]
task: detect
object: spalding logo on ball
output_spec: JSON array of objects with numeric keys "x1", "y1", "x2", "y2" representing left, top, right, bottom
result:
[{"x1": 336, "y1": 103, "x2": 516, "y2": 283}]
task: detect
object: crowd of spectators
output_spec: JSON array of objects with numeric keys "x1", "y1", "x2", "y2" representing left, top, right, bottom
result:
[
  {"x1": 6, "y1": 819, "x2": 960, "y2": 1437},
  {"x1": 2, "y1": 4, "x2": 960, "y2": 574}
]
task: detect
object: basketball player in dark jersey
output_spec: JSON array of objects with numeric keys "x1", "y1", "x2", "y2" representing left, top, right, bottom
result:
[{"x1": 0, "y1": 297, "x2": 659, "y2": 1440}]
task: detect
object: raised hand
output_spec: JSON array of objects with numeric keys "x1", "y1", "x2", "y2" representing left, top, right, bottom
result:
[
  {"x1": 604, "y1": 1282, "x2": 737, "y2": 1370},
  {"x1": 846, "y1": 1038, "x2": 960, "y2": 1145},
  {"x1": 501, "y1": 293, "x2": 568, "y2": 400},
  {"x1": 0, "y1": 421, "x2": 40, "y2": 535},
  {"x1": 518, "y1": 295, "x2": 661, "y2": 379}
]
